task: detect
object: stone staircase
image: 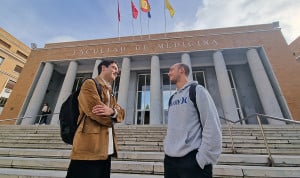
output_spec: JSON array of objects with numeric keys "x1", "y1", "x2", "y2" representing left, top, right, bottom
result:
[{"x1": 0, "y1": 124, "x2": 299, "y2": 177}]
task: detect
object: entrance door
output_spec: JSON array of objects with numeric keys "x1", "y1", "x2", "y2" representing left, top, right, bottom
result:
[
  {"x1": 135, "y1": 74, "x2": 151, "y2": 125},
  {"x1": 162, "y1": 73, "x2": 176, "y2": 124}
]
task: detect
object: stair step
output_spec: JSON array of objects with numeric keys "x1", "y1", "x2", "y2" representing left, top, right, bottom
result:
[
  {"x1": 3, "y1": 146, "x2": 296, "y2": 166},
  {"x1": 214, "y1": 165, "x2": 300, "y2": 177},
  {"x1": 0, "y1": 165, "x2": 299, "y2": 177},
  {"x1": 0, "y1": 168, "x2": 163, "y2": 178},
  {"x1": 0, "y1": 124, "x2": 300, "y2": 177},
  {"x1": 0, "y1": 150, "x2": 300, "y2": 167}
]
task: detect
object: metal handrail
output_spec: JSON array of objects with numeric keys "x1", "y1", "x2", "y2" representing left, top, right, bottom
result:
[
  {"x1": 0, "y1": 113, "x2": 60, "y2": 133},
  {"x1": 220, "y1": 113, "x2": 300, "y2": 125},
  {"x1": 256, "y1": 115, "x2": 274, "y2": 167},
  {"x1": 0, "y1": 113, "x2": 60, "y2": 123},
  {"x1": 2, "y1": 112, "x2": 299, "y2": 124},
  {"x1": 1, "y1": 112, "x2": 300, "y2": 166},
  {"x1": 219, "y1": 113, "x2": 300, "y2": 167}
]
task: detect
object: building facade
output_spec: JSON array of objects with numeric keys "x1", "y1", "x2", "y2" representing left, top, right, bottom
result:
[
  {"x1": 1, "y1": 22, "x2": 300, "y2": 125},
  {"x1": 289, "y1": 36, "x2": 300, "y2": 62},
  {"x1": 0, "y1": 28, "x2": 31, "y2": 114}
]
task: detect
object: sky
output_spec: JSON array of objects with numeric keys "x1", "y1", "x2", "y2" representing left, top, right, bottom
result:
[{"x1": 0, "y1": 0, "x2": 299, "y2": 48}]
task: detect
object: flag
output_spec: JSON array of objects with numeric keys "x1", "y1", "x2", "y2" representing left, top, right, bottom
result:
[
  {"x1": 118, "y1": 0, "x2": 121, "y2": 21},
  {"x1": 140, "y1": 0, "x2": 151, "y2": 12},
  {"x1": 148, "y1": 12, "x2": 151, "y2": 18},
  {"x1": 131, "y1": 0, "x2": 138, "y2": 19},
  {"x1": 165, "y1": 0, "x2": 175, "y2": 17}
]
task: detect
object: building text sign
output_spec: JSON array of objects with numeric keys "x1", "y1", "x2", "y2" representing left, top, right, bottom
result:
[{"x1": 71, "y1": 38, "x2": 219, "y2": 57}]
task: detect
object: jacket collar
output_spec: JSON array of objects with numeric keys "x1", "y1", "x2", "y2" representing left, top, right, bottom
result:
[{"x1": 95, "y1": 76, "x2": 112, "y2": 90}]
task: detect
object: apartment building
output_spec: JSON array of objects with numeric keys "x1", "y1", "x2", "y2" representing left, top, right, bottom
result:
[{"x1": 0, "y1": 28, "x2": 31, "y2": 113}]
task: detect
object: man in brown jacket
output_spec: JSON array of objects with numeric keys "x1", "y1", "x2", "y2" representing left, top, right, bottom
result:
[{"x1": 66, "y1": 60, "x2": 125, "y2": 178}]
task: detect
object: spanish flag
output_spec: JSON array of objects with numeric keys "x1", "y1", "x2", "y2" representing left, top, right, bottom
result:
[
  {"x1": 140, "y1": 0, "x2": 151, "y2": 12},
  {"x1": 165, "y1": 0, "x2": 175, "y2": 17}
]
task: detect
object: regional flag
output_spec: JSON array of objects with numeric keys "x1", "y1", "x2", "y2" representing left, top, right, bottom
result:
[
  {"x1": 165, "y1": 0, "x2": 175, "y2": 17},
  {"x1": 140, "y1": 0, "x2": 151, "y2": 12},
  {"x1": 131, "y1": 1, "x2": 138, "y2": 19}
]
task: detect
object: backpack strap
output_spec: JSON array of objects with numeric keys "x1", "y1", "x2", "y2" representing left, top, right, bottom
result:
[
  {"x1": 189, "y1": 83, "x2": 203, "y2": 130},
  {"x1": 77, "y1": 78, "x2": 102, "y2": 125},
  {"x1": 168, "y1": 94, "x2": 175, "y2": 107},
  {"x1": 91, "y1": 78, "x2": 103, "y2": 101}
]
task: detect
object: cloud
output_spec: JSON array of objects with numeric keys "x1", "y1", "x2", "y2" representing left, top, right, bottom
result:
[
  {"x1": 46, "y1": 36, "x2": 77, "y2": 44},
  {"x1": 174, "y1": 0, "x2": 300, "y2": 44}
]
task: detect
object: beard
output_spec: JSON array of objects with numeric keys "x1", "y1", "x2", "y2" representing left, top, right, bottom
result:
[
  {"x1": 169, "y1": 73, "x2": 181, "y2": 84},
  {"x1": 169, "y1": 76, "x2": 178, "y2": 84}
]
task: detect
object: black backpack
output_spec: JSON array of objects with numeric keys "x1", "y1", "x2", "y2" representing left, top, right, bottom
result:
[
  {"x1": 59, "y1": 78, "x2": 102, "y2": 145},
  {"x1": 168, "y1": 83, "x2": 202, "y2": 130}
]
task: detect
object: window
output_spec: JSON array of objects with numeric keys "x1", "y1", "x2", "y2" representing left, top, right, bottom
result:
[
  {"x1": 135, "y1": 74, "x2": 151, "y2": 125},
  {"x1": 112, "y1": 75, "x2": 120, "y2": 99},
  {"x1": 72, "y1": 73, "x2": 92, "y2": 92},
  {"x1": 0, "y1": 56, "x2": 4, "y2": 65},
  {"x1": 0, "y1": 97, "x2": 8, "y2": 107},
  {"x1": 192, "y1": 71, "x2": 206, "y2": 88},
  {"x1": 14, "y1": 65, "x2": 23, "y2": 73},
  {"x1": 16, "y1": 50, "x2": 28, "y2": 59},
  {"x1": 5, "y1": 80, "x2": 16, "y2": 90},
  {"x1": 0, "y1": 39, "x2": 11, "y2": 49}
]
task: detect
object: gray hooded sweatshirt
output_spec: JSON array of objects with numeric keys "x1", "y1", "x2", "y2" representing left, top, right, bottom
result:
[{"x1": 164, "y1": 81, "x2": 222, "y2": 169}]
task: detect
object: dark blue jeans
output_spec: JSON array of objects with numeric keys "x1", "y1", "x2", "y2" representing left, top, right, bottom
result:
[{"x1": 164, "y1": 150, "x2": 212, "y2": 178}]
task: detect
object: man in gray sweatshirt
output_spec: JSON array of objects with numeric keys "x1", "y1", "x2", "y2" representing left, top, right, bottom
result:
[{"x1": 164, "y1": 63, "x2": 222, "y2": 178}]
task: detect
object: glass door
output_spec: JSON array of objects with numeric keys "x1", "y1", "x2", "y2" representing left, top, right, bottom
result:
[{"x1": 135, "y1": 74, "x2": 151, "y2": 125}]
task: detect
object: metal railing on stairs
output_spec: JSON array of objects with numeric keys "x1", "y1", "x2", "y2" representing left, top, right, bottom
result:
[
  {"x1": 219, "y1": 113, "x2": 300, "y2": 167},
  {"x1": 1, "y1": 112, "x2": 300, "y2": 168},
  {"x1": 0, "y1": 113, "x2": 59, "y2": 133}
]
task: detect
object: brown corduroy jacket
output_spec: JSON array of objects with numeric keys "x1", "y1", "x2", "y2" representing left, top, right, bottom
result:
[{"x1": 70, "y1": 76, "x2": 125, "y2": 160}]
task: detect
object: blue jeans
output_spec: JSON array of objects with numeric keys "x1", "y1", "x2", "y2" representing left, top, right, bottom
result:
[{"x1": 164, "y1": 150, "x2": 212, "y2": 178}]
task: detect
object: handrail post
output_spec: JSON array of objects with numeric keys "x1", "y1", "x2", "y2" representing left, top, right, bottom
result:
[
  {"x1": 34, "y1": 115, "x2": 43, "y2": 134},
  {"x1": 228, "y1": 123, "x2": 237, "y2": 154},
  {"x1": 256, "y1": 114, "x2": 274, "y2": 167}
]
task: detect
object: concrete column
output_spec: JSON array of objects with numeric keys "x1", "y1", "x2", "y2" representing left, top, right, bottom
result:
[
  {"x1": 181, "y1": 53, "x2": 193, "y2": 81},
  {"x1": 150, "y1": 56, "x2": 162, "y2": 124},
  {"x1": 92, "y1": 59, "x2": 102, "y2": 78},
  {"x1": 247, "y1": 49, "x2": 283, "y2": 125},
  {"x1": 213, "y1": 51, "x2": 240, "y2": 122},
  {"x1": 21, "y1": 63, "x2": 54, "y2": 125},
  {"x1": 51, "y1": 61, "x2": 78, "y2": 125},
  {"x1": 118, "y1": 57, "x2": 130, "y2": 110}
]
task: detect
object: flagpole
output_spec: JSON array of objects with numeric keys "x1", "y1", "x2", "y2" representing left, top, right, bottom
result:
[
  {"x1": 148, "y1": 13, "x2": 150, "y2": 39},
  {"x1": 131, "y1": 1, "x2": 135, "y2": 36},
  {"x1": 139, "y1": 0, "x2": 143, "y2": 38},
  {"x1": 118, "y1": 19, "x2": 120, "y2": 41},
  {"x1": 118, "y1": 0, "x2": 120, "y2": 41},
  {"x1": 164, "y1": 0, "x2": 167, "y2": 37},
  {"x1": 132, "y1": 18, "x2": 135, "y2": 36}
]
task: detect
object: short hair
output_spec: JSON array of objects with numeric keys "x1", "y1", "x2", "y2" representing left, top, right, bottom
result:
[
  {"x1": 98, "y1": 60, "x2": 117, "y2": 75},
  {"x1": 177, "y1": 63, "x2": 190, "y2": 76}
]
